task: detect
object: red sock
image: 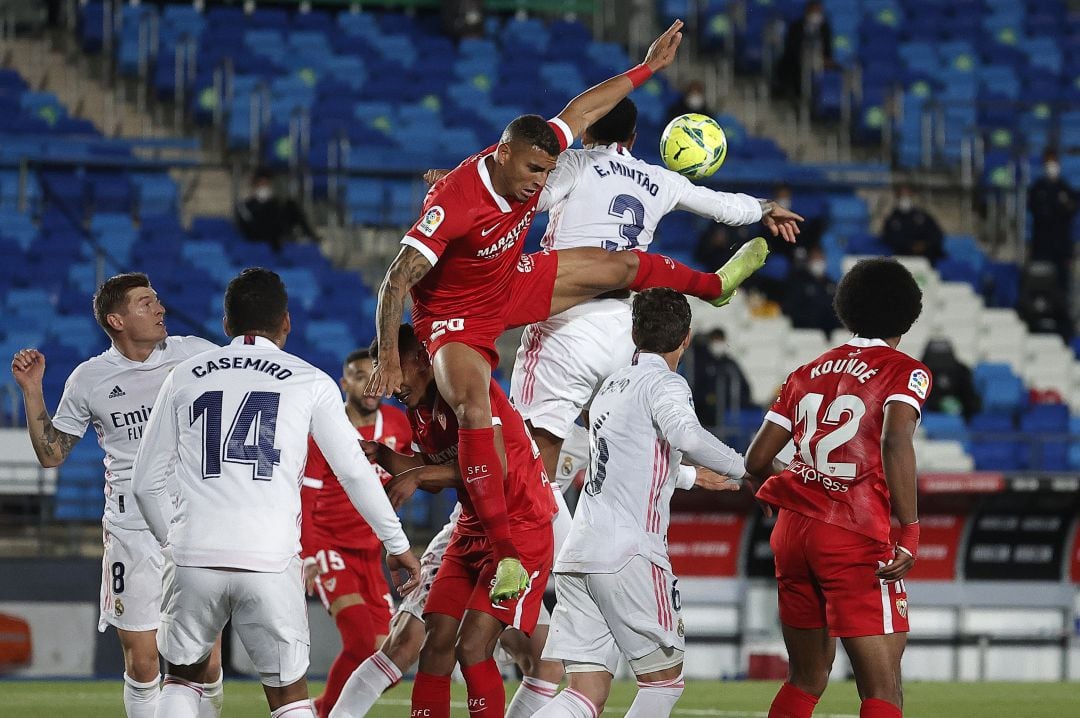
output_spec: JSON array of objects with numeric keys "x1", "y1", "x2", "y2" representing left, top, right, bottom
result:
[
  {"x1": 860, "y1": 698, "x2": 901, "y2": 718},
  {"x1": 412, "y1": 672, "x2": 452, "y2": 718},
  {"x1": 458, "y1": 427, "x2": 516, "y2": 560},
  {"x1": 629, "y1": 252, "x2": 723, "y2": 300},
  {"x1": 317, "y1": 603, "x2": 377, "y2": 717},
  {"x1": 461, "y1": 658, "x2": 506, "y2": 717},
  {"x1": 768, "y1": 682, "x2": 819, "y2": 718}
]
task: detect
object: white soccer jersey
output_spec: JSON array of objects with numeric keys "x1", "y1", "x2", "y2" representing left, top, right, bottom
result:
[
  {"x1": 132, "y1": 335, "x2": 410, "y2": 572},
  {"x1": 555, "y1": 353, "x2": 746, "y2": 575},
  {"x1": 50, "y1": 335, "x2": 217, "y2": 531},
  {"x1": 537, "y1": 143, "x2": 762, "y2": 255}
]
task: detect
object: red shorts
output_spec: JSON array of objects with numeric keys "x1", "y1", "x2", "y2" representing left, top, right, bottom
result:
[
  {"x1": 310, "y1": 546, "x2": 395, "y2": 637},
  {"x1": 423, "y1": 525, "x2": 553, "y2": 635},
  {"x1": 771, "y1": 509, "x2": 909, "y2": 638},
  {"x1": 415, "y1": 251, "x2": 559, "y2": 368}
]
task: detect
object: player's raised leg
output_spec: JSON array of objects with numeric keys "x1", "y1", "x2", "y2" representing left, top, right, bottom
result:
[
  {"x1": 546, "y1": 236, "x2": 770, "y2": 318},
  {"x1": 768, "y1": 625, "x2": 834, "y2": 718},
  {"x1": 842, "y1": 633, "x2": 907, "y2": 718}
]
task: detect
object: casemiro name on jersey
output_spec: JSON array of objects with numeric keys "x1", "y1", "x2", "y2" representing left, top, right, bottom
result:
[
  {"x1": 592, "y1": 160, "x2": 660, "y2": 197},
  {"x1": 190, "y1": 355, "x2": 294, "y2": 380}
]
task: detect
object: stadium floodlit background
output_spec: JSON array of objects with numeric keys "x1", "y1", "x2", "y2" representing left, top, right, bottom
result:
[{"x1": 1, "y1": 0, "x2": 1079, "y2": 715}]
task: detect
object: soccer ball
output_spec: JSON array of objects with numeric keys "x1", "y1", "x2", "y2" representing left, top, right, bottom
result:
[{"x1": 660, "y1": 113, "x2": 728, "y2": 180}]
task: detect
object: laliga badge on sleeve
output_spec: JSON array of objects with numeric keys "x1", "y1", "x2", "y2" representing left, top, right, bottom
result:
[
  {"x1": 417, "y1": 205, "x2": 445, "y2": 237},
  {"x1": 908, "y1": 369, "x2": 929, "y2": 399}
]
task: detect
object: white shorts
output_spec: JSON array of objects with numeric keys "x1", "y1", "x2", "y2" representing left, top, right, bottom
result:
[
  {"x1": 99, "y1": 522, "x2": 164, "y2": 633},
  {"x1": 511, "y1": 300, "x2": 636, "y2": 440},
  {"x1": 158, "y1": 555, "x2": 309, "y2": 687},
  {"x1": 542, "y1": 556, "x2": 684, "y2": 675},
  {"x1": 396, "y1": 508, "x2": 459, "y2": 622}
]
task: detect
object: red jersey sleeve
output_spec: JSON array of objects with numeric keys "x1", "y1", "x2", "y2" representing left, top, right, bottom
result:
[
  {"x1": 765, "y1": 375, "x2": 797, "y2": 432},
  {"x1": 402, "y1": 177, "x2": 474, "y2": 267},
  {"x1": 883, "y1": 358, "x2": 933, "y2": 417}
]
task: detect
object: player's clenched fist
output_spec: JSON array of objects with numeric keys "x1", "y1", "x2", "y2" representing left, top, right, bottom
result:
[
  {"x1": 490, "y1": 557, "x2": 531, "y2": 605},
  {"x1": 10, "y1": 349, "x2": 45, "y2": 389}
]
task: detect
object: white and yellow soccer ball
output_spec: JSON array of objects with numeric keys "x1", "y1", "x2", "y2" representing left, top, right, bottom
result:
[{"x1": 660, "y1": 113, "x2": 728, "y2": 179}]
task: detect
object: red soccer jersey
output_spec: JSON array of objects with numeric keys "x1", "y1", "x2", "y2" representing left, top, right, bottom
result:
[
  {"x1": 756, "y1": 337, "x2": 933, "y2": 545},
  {"x1": 408, "y1": 380, "x2": 557, "y2": 537},
  {"x1": 401, "y1": 120, "x2": 573, "y2": 329},
  {"x1": 301, "y1": 404, "x2": 414, "y2": 552}
]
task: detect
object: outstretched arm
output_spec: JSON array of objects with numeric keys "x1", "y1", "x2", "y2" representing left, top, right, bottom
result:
[
  {"x1": 12, "y1": 349, "x2": 79, "y2": 468},
  {"x1": 556, "y1": 20, "x2": 684, "y2": 140},
  {"x1": 367, "y1": 246, "x2": 432, "y2": 398}
]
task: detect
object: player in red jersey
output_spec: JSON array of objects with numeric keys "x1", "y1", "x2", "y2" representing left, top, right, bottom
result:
[
  {"x1": 365, "y1": 324, "x2": 557, "y2": 718},
  {"x1": 367, "y1": 19, "x2": 769, "y2": 624},
  {"x1": 744, "y1": 258, "x2": 930, "y2": 718},
  {"x1": 299, "y1": 349, "x2": 413, "y2": 718}
]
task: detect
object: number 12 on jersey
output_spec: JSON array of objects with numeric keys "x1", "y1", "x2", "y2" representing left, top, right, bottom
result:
[
  {"x1": 794, "y1": 393, "x2": 866, "y2": 479},
  {"x1": 191, "y1": 390, "x2": 282, "y2": 480}
]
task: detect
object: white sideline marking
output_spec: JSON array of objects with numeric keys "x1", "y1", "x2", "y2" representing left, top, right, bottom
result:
[{"x1": 374, "y1": 698, "x2": 859, "y2": 717}]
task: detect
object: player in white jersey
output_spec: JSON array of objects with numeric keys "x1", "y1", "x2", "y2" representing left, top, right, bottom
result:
[
  {"x1": 10, "y1": 272, "x2": 223, "y2": 718},
  {"x1": 510, "y1": 98, "x2": 802, "y2": 481},
  {"x1": 536, "y1": 288, "x2": 745, "y2": 718},
  {"x1": 131, "y1": 268, "x2": 420, "y2": 718}
]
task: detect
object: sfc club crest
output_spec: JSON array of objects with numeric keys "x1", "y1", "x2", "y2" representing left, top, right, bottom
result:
[
  {"x1": 895, "y1": 597, "x2": 908, "y2": 619},
  {"x1": 324, "y1": 578, "x2": 337, "y2": 592}
]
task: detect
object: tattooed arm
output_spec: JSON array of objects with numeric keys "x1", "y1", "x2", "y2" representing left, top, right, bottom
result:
[
  {"x1": 11, "y1": 349, "x2": 79, "y2": 467},
  {"x1": 366, "y1": 245, "x2": 433, "y2": 398}
]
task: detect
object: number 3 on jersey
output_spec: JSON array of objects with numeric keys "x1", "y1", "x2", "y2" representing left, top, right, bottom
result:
[
  {"x1": 191, "y1": 390, "x2": 282, "y2": 480},
  {"x1": 795, "y1": 393, "x2": 866, "y2": 479},
  {"x1": 604, "y1": 193, "x2": 645, "y2": 251}
]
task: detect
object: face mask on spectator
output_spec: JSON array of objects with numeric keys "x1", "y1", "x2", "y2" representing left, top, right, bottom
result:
[
  {"x1": 806, "y1": 11, "x2": 823, "y2": 29},
  {"x1": 254, "y1": 186, "x2": 273, "y2": 202},
  {"x1": 808, "y1": 259, "x2": 827, "y2": 278},
  {"x1": 686, "y1": 92, "x2": 705, "y2": 111},
  {"x1": 897, "y1": 196, "x2": 914, "y2": 212},
  {"x1": 1046, "y1": 161, "x2": 1061, "y2": 180},
  {"x1": 709, "y1": 340, "x2": 727, "y2": 358}
]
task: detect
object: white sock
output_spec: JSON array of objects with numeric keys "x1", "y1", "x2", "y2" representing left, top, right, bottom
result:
[
  {"x1": 532, "y1": 688, "x2": 597, "y2": 718},
  {"x1": 507, "y1": 677, "x2": 560, "y2": 718},
  {"x1": 328, "y1": 650, "x2": 403, "y2": 718},
  {"x1": 270, "y1": 699, "x2": 315, "y2": 717},
  {"x1": 124, "y1": 673, "x2": 160, "y2": 718},
  {"x1": 624, "y1": 674, "x2": 684, "y2": 718},
  {"x1": 197, "y1": 670, "x2": 224, "y2": 718},
  {"x1": 156, "y1": 676, "x2": 202, "y2": 718}
]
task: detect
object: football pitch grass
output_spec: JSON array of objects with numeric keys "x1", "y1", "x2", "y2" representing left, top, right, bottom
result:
[{"x1": 4, "y1": 678, "x2": 1080, "y2": 717}]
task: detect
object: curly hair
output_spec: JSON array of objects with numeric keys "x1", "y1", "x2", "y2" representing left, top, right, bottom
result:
[{"x1": 833, "y1": 258, "x2": 923, "y2": 339}]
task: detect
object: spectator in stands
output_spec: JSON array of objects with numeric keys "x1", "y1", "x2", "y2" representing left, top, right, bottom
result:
[
  {"x1": 689, "y1": 328, "x2": 754, "y2": 428},
  {"x1": 882, "y1": 183, "x2": 944, "y2": 264},
  {"x1": 1019, "y1": 262, "x2": 1073, "y2": 339},
  {"x1": 694, "y1": 224, "x2": 737, "y2": 270},
  {"x1": 1027, "y1": 148, "x2": 1077, "y2": 298},
  {"x1": 920, "y1": 338, "x2": 980, "y2": 420},
  {"x1": 441, "y1": 0, "x2": 485, "y2": 40},
  {"x1": 665, "y1": 80, "x2": 712, "y2": 121},
  {"x1": 782, "y1": 247, "x2": 840, "y2": 334},
  {"x1": 235, "y1": 169, "x2": 320, "y2": 253},
  {"x1": 773, "y1": 0, "x2": 833, "y2": 101}
]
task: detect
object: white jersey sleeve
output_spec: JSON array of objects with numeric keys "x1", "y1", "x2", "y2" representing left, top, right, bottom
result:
[
  {"x1": 648, "y1": 372, "x2": 747, "y2": 479},
  {"x1": 669, "y1": 173, "x2": 763, "y2": 226},
  {"x1": 131, "y1": 371, "x2": 180, "y2": 547},
  {"x1": 51, "y1": 366, "x2": 92, "y2": 438},
  {"x1": 538, "y1": 149, "x2": 589, "y2": 213},
  {"x1": 308, "y1": 375, "x2": 411, "y2": 557}
]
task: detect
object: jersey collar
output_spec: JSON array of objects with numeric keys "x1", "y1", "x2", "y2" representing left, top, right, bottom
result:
[
  {"x1": 592, "y1": 142, "x2": 633, "y2": 158},
  {"x1": 846, "y1": 336, "x2": 890, "y2": 348},
  {"x1": 106, "y1": 339, "x2": 167, "y2": 368},
  {"x1": 633, "y1": 352, "x2": 668, "y2": 369},
  {"x1": 230, "y1": 335, "x2": 279, "y2": 349},
  {"x1": 477, "y1": 152, "x2": 513, "y2": 213}
]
